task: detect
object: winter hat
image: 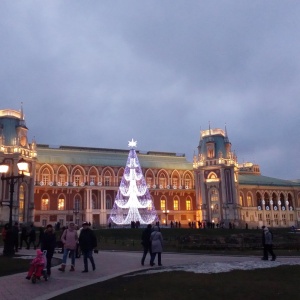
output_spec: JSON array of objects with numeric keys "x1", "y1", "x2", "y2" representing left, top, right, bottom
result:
[{"x1": 36, "y1": 249, "x2": 43, "y2": 256}]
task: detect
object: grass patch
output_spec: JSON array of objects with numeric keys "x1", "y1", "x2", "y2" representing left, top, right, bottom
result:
[
  {"x1": 0, "y1": 255, "x2": 61, "y2": 277},
  {"x1": 0, "y1": 256, "x2": 31, "y2": 276},
  {"x1": 50, "y1": 265, "x2": 300, "y2": 300}
]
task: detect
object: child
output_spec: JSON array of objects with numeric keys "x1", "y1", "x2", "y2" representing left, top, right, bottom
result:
[{"x1": 26, "y1": 249, "x2": 46, "y2": 280}]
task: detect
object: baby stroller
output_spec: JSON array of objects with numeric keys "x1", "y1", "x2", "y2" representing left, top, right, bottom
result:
[{"x1": 26, "y1": 249, "x2": 48, "y2": 284}]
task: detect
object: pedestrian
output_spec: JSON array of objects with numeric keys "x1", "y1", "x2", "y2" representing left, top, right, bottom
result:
[
  {"x1": 12, "y1": 222, "x2": 19, "y2": 252},
  {"x1": 27, "y1": 224, "x2": 36, "y2": 249},
  {"x1": 141, "y1": 224, "x2": 152, "y2": 266},
  {"x1": 58, "y1": 222, "x2": 78, "y2": 272},
  {"x1": 25, "y1": 249, "x2": 46, "y2": 280},
  {"x1": 150, "y1": 226, "x2": 163, "y2": 266},
  {"x1": 78, "y1": 222, "x2": 97, "y2": 273},
  {"x1": 41, "y1": 224, "x2": 56, "y2": 276},
  {"x1": 19, "y1": 225, "x2": 29, "y2": 249},
  {"x1": 36, "y1": 227, "x2": 45, "y2": 248},
  {"x1": 262, "y1": 226, "x2": 276, "y2": 261}
]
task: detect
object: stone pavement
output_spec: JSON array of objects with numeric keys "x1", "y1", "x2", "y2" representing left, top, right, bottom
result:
[{"x1": 0, "y1": 248, "x2": 298, "y2": 300}]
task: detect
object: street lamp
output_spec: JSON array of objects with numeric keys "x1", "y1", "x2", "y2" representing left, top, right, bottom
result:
[
  {"x1": 0, "y1": 158, "x2": 29, "y2": 227},
  {"x1": 162, "y1": 210, "x2": 170, "y2": 226},
  {"x1": 0, "y1": 158, "x2": 29, "y2": 256}
]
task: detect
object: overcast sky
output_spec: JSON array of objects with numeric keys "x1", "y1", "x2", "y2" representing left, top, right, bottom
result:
[{"x1": 1, "y1": 1, "x2": 300, "y2": 180}]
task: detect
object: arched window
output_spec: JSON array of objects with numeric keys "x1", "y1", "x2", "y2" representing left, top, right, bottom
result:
[
  {"x1": 184, "y1": 173, "x2": 193, "y2": 188},
  {"x1": 160, "y1": 198, "x2": 166, "y2": 210},
  {"x1": 104, "y1": 170, "x2": 112, "y2": 186},
  {"x1": 173, "y1": 197, "x2": 179, "y2": 210},
  {"x1": 239, "y1": 192, "x2": 244, "y2": 206},
  {"x1": 41, "y1": 167, "x2": 51, "y2": 185},
  {"x1": 247, "y1": 193, "x2": 253, "y2": 207},
  {"x1": 106, "y1": 195, "x2": 112, "y2": 209},
  {"x1": 41, "y1": 196, "x2": 49, "y2": 210},
  {"x1": 73, "y1": 169, "x2": 84, "y2": 186},
  {"x1": 186, "y1": 199, "x2": 191, "y2": 210},
  {"x1": 158, "y1": 172, "x2": 167, "y2": 188},
  {"x1": 256, "y1": 192, "x2": 262, "y2": 207},
  {"x1": 58, "y1": 195, "x2": 65, "y2": 210},
  {"x1": 288, "y1": 193, "x2": 293, "y2": 209}
]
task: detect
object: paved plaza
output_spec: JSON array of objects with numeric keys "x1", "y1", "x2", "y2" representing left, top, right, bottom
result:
[{"x1": 0, "y1": 248, "x2": 299, "y2": 300}]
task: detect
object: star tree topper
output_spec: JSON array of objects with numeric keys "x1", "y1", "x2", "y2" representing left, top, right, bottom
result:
[{"x1": 128, "y1": 138, "x2": 137, "y2": 148}]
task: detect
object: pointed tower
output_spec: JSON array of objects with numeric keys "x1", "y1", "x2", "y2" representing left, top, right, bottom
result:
[{"x1": 193, "y1": 127, "x2": 239, "y2": 228}]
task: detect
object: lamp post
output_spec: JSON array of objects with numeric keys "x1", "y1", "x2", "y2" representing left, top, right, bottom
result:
[
  {"x1": 0, "y1": 158, "x2": 29, "y2": 256},
  {"x1": 162, "y1": 210, "x2": 169, "y2": 226}
]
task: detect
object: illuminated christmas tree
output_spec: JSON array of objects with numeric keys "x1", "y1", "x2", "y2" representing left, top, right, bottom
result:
[{"x1": 109, "y1": 139, "x2": 158, "y2": 225}]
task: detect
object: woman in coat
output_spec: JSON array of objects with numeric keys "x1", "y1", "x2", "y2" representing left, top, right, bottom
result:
[
  {"x1": 150, "y1": 226, "x2": 163, "y2": 266},
  {"x1": 58, "y1": 222, "x2": 78, "y2": 272}
]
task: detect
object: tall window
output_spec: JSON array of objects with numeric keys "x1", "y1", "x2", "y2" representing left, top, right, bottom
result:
[
  {"x1": 74, "y1": 198, "x2": 81, "y2": 210},
  {"x1": 239, "y1": 194, "x2": 243, "y2": 205},
  {"x1": 210, "y1": 188, "x2": 219, "y2": 202},
  {"x1": 104, "y1": 171, "x2": 111, "y2": 186},
  {"x1": 172, "y1": 177, "x2": 178, "y2": 187},
  {"x1": 58, "y1": 198, "x2": 65, "y2": 210},
  {"x1": 58, "y1": 174, "x2": 66, "y2": 184},
  {"x1": 41, "y1": 197, "x2": 49, "y2": 210},
  {"x1": 106, "y1": 198, "x2": 112, "y2": 209},
  {"x1": 146, "y1": 177, "x2": 153, "y2": 187},
  {"x1": 159, "y1": 174, "x2": 167, "y2": 188},
  {"x1": 247, "y1": 194, "x2": 253, "y2": 207},
  {"x1": 184, "y1": 177, "x2": 191, "y2": 189},
  {"x1": 41, "y1": 168, "x2": 50, "y2": 185},
  {"x1": 160, "y1": 199, "x2": 166, "y2": 210},
  {"x1": 186, "y1": 200, "x2": 191, "y2": 210},
  {"x1": 173, "y1": 199, "x2": 179, "y2": 210}
]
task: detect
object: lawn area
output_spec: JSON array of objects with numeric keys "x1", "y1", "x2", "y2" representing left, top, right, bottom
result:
[
  {"x1": 0, "y1": 255, "x2": 61, "y2": 277},
  {"x1": 50, "y1": 265, "x2": 300, "y2": 300},
  {"x1": 0, "y1": 255, "x2": 31, "y2": 276}
]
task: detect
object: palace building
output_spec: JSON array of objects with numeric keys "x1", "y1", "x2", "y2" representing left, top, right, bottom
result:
[{"x1": 1, "y1": 107, "x2": 300, "y2": 228}]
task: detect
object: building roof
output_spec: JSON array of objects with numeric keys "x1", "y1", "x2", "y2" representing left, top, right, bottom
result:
[
  {"x1": 239, "y1": 174, "x2": 300, "y2": 187},
  {"x1": 36, "y1": 145, "x2": 193, "y2": 170}
]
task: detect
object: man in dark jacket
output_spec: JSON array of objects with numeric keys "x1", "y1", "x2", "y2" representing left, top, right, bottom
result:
[
  {"x1": 41, "y1": 224, "x2": 56, "y2": 276},
  {"x1": 78, "y1": 222, "x2": 97, "y2": 273},
  {"x1": 27, "y1": 224, "x2": 36, "y2": 249},
  {"x1": 19, "y1": 225, "x2": 29, "y2": 249},
  {"x1": 141, "y1": 224, "x2": 152, "y2": 266}
]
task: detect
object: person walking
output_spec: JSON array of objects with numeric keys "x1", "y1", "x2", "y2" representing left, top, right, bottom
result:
[
  {"x1": 150, "y1": 226, "x2": 163, "y2": 266},
  {"x1": 78, "y1": 222, "x2": 97, "y2": 273},
  {"x1": 27, "y1": 224, "x2": 36, "y2": 250},
  {"x1": 36, "y1": 227, "x2": 45, "y2": 248},
  {"x1": 58, "y1": 222, "x2": 78, "y2": 272},
  {"x1": 261, "y1": 225, "x2": 268, "y2": 260},
  {"x1": 19, "y1": 225, "x2": 29, "y2": 249},
  {"x1": 41, "y1": 224, "x2": 56, "y2": 276},
  {"x1": 262, "y1": 226, "x2": 276, "y2": 261},
  {"x1": 141, "y1": 224, "x2": 152, "y2": 266}
]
